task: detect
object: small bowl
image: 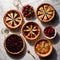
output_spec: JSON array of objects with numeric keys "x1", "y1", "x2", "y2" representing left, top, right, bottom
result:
[
  {"x1": 34, "y1": 39, "x2": 53, "y2": 57},
  {"x1": 43, "y1": 26, "x2": 56, "y2": 39},
  {"x1": 4, "y1": 34, "x2": 26, "y2": 55}
]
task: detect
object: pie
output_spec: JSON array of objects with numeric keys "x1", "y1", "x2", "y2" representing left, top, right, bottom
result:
[
  {"x1": 4, "y1": 34, "x2": 26, "y2": 55},
  {"x1": 22, "y1": 22, "x2": 41, "y2": 40},
  {"x1": 3, "y1": 10, "x2": 23, "y2": 30},
  {"x1": 36, "y1": 3, "x2": 55, "y2": 22},
  {"x1": 34, "y1": 39, "x2": 53, "y2": 57}
]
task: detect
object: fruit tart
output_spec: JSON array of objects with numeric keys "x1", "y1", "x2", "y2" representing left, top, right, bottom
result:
[
  {"x1": 22, "y1": 5, "x2": 35, "y2": 19},
  {"x1": 3, "y1": 10, "x2": 23, "y2": 30},
  {"x1": 22, "y1": 22, "x2": 41, "y2": 40},
  {"x1": 36, "y1": 3, "x2": 55, "y2": 22},
  {"x1": 34, "y1": 39, "x2": 53, "y2": 57},
  {"x1": 4, "y1": 34, "x2": 26, "y2": 55}
]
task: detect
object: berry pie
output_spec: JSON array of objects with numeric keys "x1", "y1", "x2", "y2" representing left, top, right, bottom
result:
[{"x1": 36, "y1": 3, "x2": 55, "y2": 22}]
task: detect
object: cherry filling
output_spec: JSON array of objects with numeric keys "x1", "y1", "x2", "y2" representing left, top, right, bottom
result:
[
  {"x1": 44, "y1": 26, "x2": 55, "y2": 37},
  {"x1": 6, "y1": 34, "x2": 23, "y2": 52},
  {"x1": 22, "y1": 5, "x2": 34, "y2": 19}
]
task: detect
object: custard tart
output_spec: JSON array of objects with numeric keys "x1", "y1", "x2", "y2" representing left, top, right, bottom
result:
[
  {"x1": 3, "y1": 10, "x2": 23, "y2": 30},
  {"x1": 36, "y1": 3, "x2": 55, "y2": 22},
  {"x1": 22, "y1": 22, "x2": 41, "y2": 40},
  {"x1": 4, "y1": 34, "x2": 26, "y2": 55},
  {"x1": 34, "y1": 39, "x2": 53, "y2": 57}
]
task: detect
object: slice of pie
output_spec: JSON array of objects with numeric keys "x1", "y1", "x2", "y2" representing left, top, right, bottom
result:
[
  {"x1": 34, "y1": 39, "x2": 53, "y2": 57},
  {"x1": 36, "y1": 3, "x2": 55, "y2": 22},
  {"x1": 22, "y1": 22, "x2": 41, "y2": 40},
  {"x1": 3, "y1": 10, "x2": 23, "y2": 30}
]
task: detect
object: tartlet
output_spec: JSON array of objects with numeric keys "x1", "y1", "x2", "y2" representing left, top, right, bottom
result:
[
  {"x1": 34, "y1": 39, "x2": 53, "y2": 57},
  {"x1": 4, "y1": 34, "x2": 26, "y2": 55},
  {"x1": 22, "y1": 22, "x2": 41, "y2": 40},
  {"x1": 36, "y1": 3, "x2": 55, "y2": 22},
  {"x1": 3, "y1": 10, "x2": 23, "y2": 30}
]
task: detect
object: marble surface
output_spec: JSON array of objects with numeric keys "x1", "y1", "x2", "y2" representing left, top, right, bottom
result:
[{"x1": 0, "y1": 0, "x2": 60, "y2": 60}]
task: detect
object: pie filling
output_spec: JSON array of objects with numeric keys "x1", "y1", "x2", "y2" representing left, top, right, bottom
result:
[{"x1": 6, "y1": 34, "x2": 23, "y2": 52}]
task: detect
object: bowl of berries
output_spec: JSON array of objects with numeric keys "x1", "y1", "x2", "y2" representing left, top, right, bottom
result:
[
  {"x1": 43, "y1": 26, "x2": 56, "y2": 39},
  {"x1": 22, "y1": 5, "x2": 35, "y2": 20}
]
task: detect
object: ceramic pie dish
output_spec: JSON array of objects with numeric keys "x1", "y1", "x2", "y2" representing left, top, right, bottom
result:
[
  {"x1": 22, "y1": 22, "x2": 41, "y2": 40},
  {"x1": 3, "y1": 10, "x2": 23, "y2": 30},
  {"x1": 4, "y1": 34, "x2": 26, "y2": 55},
  {"x1": 36, "y1": 3, "x2": 55, "y2": 22},
  {"x1": 34, "y1": 39, "x2": 53, "y2": 57}
]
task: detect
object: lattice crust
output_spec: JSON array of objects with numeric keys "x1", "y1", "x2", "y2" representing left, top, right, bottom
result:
[
  {"x1": 4, "y1": 10, "x2": 23, "y2": 29},
  {"x1": 37, "y1": 4, "x2": 55, "y2": 22},
  {"x1": 23, "y1": 22, "x2": 40, "y2": 40}
]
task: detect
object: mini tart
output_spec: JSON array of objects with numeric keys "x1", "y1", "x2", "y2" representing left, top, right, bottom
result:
[
  {"x1": 3, "y1": 10, "x2": 23, "y2": 30},
  {"x1": 34, "y1": 39, "x2": 53, "y2": 57},
  {"x1": 22, "y1": 22, "x2": 41, "y2": 40},
  {"x1": 36, "y1": 3, "x2": 55, "y2": 22},
  {"x1": 4, "y1": 34, "x2": 26, "y2": 55}
]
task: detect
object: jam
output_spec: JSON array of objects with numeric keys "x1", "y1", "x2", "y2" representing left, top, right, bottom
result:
[
  {"x1": 44, "y1": 26, "x2": 55, "y2": 37},
  {"x1": 6, "y1": 34, "x2": 23, "y2": 52}
]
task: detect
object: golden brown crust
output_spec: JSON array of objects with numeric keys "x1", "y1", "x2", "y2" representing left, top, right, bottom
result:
[
  {"x1": 3, "y1": 10, "x2": 23, "y2": 30},
  {"x1": 36, "y1": 3, "x2": 55, "y2": 22},
  {"x1": 4, "y1": 34, "x2": 26, "y2": 55},
  {"x1": 34, "y1": 39, "x2": 53, "y2": 57},
  {"x1": 22, "y1": 22, "x2": 41, "y2": 41}
]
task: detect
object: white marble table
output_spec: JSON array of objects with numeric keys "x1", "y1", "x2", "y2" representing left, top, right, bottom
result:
[{"x1": 0, "y1": 0, "x2": 60, "y2": 60}]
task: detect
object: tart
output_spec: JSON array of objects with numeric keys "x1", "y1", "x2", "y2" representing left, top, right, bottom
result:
[
  {"x1": 4, "y1": 34, "x2": 26, "y2": 55},
  {"x1": 22, "y1": 5, "x2": 35, "y2": 19},
  {"x1": 22, "y1": 22, "x2": 41, "y2": 40},
  {"x1": 3, "y1": 10, "x2": 23, "y2": 30},
  {"x1": 36, "y1": 3, "x2": 55, "y2": 22},
  {"x1": 34, "y1": 39, "x2": 53, "y2": 57}
]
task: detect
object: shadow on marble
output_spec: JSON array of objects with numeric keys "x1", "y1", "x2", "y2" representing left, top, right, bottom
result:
[
  {"x1": 40, "y1": 11, "x2": 60, "y2": 27},
  {"x1": 6, "y1": 44, "x2": 27, "y2": 59},
  {"x1": 39, "y1": 48, "x2": 57, "y2": 60},
  {"x1": 51, "y1": 33, "x2": 60, "y2": 44}
]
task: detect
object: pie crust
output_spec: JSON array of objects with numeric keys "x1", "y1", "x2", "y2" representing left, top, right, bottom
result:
[
  {"x1": 36, "y1": 3, "x2": 55, "y2": 22},
  {"x1": 3, "y1": 10, "x2": 23, "y2": 30},
  {"x1": 22, "y1": 22, "x2": 41, "y2": 40}
]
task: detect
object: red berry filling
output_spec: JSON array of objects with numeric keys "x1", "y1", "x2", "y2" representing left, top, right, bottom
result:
[
  {"x1": 22, "y1": 5, "x2": 34, "y2": 19},
  {"x1": 44, "y1": 26, "x2": 55, "y2": 37}
]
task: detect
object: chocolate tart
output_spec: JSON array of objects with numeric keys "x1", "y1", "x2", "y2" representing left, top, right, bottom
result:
[
  {"x1": 4, "y1": 34, "x2": 25, "y2": 55},
  {"x1": 34, "y1": 39, "x2": 53, "y2": 57},
  {"x1": 22, "y1": 22, "x2": 41, "y2": 40},
  {"x1": 3, "y1": 10, "x2": 23, "y2": 30},
  {"x1": 36, "y1": 3, "x2": 55, "y2": 22}
]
